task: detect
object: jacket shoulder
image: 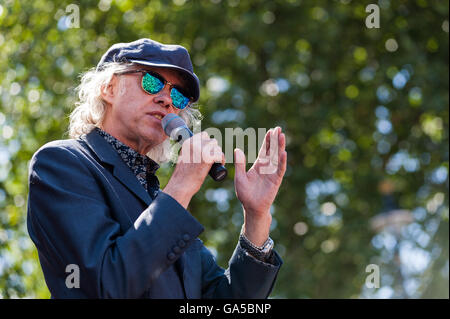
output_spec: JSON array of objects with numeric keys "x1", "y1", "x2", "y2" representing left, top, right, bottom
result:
[{"x1": 29, "y1": 137, "x2": 90, "y2": 169}]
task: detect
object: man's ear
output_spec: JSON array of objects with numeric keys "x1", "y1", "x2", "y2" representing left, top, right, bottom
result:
[{"x1": 100, "y1": 75, "x2": 117, "y2": 105}]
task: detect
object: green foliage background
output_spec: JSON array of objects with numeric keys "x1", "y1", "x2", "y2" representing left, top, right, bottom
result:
[{"x1": 0, "y1": 0, "x2": 448, "y2": 298}]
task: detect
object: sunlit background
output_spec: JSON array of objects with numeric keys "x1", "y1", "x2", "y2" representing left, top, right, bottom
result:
[{"x1": 0, "y1": 0, "x2": 448, "y2": 298}]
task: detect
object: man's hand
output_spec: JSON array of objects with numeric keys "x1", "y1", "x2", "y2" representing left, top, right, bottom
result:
[
  {"x1": 234, "y1": 127, "x2": 287, "y2": 246},
  {"x1": 163, "y1": 131, "x2": 225, "y2": 209}
]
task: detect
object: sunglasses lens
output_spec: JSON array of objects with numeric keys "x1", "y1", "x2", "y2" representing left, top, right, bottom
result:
[
  {"x1": 170, "y1": 87, "x2": 190, "y2": 109},
  {"x1": 142, "y1": 73, "x2": 164, "y2": 94},
  {"x1": 141, "y1": 72, "x2": 190, "y2": 109}
]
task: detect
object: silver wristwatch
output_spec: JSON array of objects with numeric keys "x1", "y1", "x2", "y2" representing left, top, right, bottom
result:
[{"x1": 240, "y1": 232, "x2": 274, "y2": 256}]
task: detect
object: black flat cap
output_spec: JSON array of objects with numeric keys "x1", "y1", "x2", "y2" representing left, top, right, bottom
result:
[{"x1": 97, "y1": 38, "x2": 200, "y2": 102}]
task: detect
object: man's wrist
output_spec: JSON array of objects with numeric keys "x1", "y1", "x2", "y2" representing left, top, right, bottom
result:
[
  {"x1": 163, "y1": 183, "x2": 193, "y2": 209},
  {"x1": 242, "y1": 210, "x2": 272, "y2": 247}
]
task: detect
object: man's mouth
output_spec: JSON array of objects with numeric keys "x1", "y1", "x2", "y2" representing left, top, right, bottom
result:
[{"x1": 147, "y1": 112, "x2": 166, "y2": 121}]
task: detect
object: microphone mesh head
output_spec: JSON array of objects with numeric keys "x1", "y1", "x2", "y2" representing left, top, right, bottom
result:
[{"x1": 161, "y1": 113, "x2": 187, "y2": 136}]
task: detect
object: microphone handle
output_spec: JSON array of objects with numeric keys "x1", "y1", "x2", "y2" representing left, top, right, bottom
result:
[
  {"x1": 173, "y1": 127, "x2": 227, "y2": 182},
  {"x1": 209, "y1": 162, "x2": 228, "y2": 181}
]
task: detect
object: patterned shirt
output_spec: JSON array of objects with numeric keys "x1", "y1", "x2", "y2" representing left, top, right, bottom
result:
[{"x1": 96, "y1": 128, "x2": 161, "y2": 199}]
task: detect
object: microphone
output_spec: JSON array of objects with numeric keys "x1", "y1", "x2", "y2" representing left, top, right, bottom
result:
[{"x1": 161, "y1": 113, "x2": 227, "y2": 182}]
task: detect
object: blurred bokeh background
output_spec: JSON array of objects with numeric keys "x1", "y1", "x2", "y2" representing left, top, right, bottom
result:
[{"x1": 0, "y1": 0, "x2": 448, "y2": 298}]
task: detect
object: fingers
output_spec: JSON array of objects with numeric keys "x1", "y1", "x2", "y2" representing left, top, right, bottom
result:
[
  {"x1": 265, "y1": 126, "x2": 282, "y2": 165},
  {"x1": 278, "y1": 148, "x2": 287, "y2": 178},
  {"x1": 201, "y1": 142, "x2": 222, "y2": 164},
  {"x1": 258, "y1": 128, "x2": 271, "y2": 159},
  {"x1": 180, "y1": 131, "x2": 224, "y2": 165},
  {"x1": 201, "y1": 131, "x2": 209, "y2": 139},
  {"x1": 265, "y1": 129, "x2": 272, "y2": 156},
  {"x1": 268, "y1": 127, "x2": 280, "y2": 163},
  {"x1": 277, "y1": 129, "x2": 287, "y2": 177},
  {"x1": 195, "y1": 132, "x2": 224, "y2": 164},
  {"x1": 260, "y1": 126, "x2": 283, "y2": 156},
  {"x1": 275, "y1": 127, "x2": 285, "y2": 163},
  {"x1": 234, "y1": 148, "x2": 247, "y2": 182},
  {"x1": 256, "y1": 126, "x2": 287, "y2": 176},
  {"x1": 278, "y1": 128, "x2": 285, "y2": 156}
]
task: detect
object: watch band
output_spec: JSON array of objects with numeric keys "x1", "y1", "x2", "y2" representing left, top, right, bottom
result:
[{"x1": 239, "y1": 232, "x2": 274, "y2": 262}]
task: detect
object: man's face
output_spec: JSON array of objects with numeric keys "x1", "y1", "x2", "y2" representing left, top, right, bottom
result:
[{"x1": 101, "y1": 65, "x2": 189, "y2": 154}]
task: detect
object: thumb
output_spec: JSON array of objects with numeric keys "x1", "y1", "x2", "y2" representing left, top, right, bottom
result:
[{"x1": 234, "y1": 148, "x2": 247, "y2": 181}]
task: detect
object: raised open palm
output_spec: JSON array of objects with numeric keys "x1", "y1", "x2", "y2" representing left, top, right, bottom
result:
[{"x1": 234, "y1": 127, "x2": 287, "y2": 218}]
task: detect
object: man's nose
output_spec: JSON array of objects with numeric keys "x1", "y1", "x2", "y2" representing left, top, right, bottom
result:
[{"x1": 154, "y1": 85, "x2": 173, "y2": 109}]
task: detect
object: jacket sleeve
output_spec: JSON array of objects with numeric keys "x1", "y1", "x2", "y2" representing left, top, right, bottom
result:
[
  {"x1": 27, "y1": 144, "x2": 204, "y2": 298},
  {"x1": 200, "y1": 240, "x2": 283, "y2": 299}
]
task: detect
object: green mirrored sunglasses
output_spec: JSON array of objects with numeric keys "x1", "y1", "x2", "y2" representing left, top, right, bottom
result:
[{"x1": 116, "y1": 69, "x2": 192, "y2": 109}]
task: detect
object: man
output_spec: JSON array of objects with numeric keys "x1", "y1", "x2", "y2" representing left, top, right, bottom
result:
[{"x1": 27, "y1": 38, "x2": 287, "y2": 298}]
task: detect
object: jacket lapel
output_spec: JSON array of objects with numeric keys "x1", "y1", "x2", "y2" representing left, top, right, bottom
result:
[{"x1": 81, "y1": 129, "x2": 152, "y2": 206}]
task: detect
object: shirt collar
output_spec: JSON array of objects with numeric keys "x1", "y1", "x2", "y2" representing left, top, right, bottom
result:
[{"x1": 95, "y1": 127, "x2": 160, "y2": 175}]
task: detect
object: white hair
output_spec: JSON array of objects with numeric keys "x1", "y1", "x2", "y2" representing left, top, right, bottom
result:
[{"x1": 68, "y1": 62, "x2": 202, "y2": 163}]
